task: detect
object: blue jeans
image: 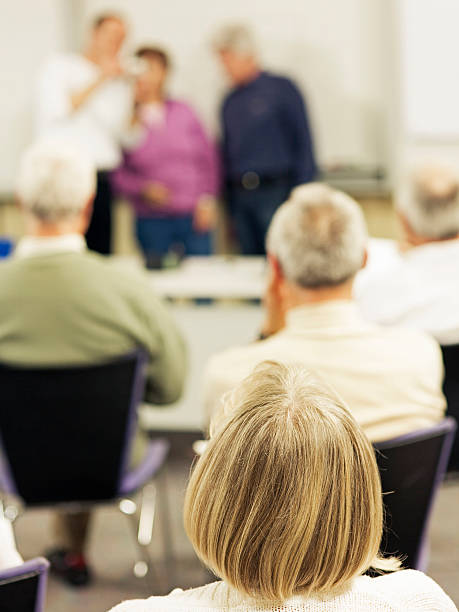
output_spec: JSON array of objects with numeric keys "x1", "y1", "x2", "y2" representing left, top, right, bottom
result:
[
  {"x1": 136, "y1": 216, "x2": 212, "y2": 257},
  {"x1": 229, "y1": 179, "x2": 292, "y2": 255}
]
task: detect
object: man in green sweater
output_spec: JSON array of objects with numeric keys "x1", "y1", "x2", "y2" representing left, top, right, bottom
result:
[{"x1": 0, "y1": 142, "x2": 186, "y2": 585}]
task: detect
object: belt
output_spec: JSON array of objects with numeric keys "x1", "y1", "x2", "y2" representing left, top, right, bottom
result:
[{"x1": 230, "y1": 172, "x2": 292, "y2": 190}]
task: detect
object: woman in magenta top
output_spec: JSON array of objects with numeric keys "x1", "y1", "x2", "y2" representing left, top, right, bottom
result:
[{"x1": 112, "y1": 46, "x2": 219, "y2": 258}]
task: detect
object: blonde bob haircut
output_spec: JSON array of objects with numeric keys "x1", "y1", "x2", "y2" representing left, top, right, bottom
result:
[{"x1": 184, "y1": 361, "x2": 398, "y2": 603}]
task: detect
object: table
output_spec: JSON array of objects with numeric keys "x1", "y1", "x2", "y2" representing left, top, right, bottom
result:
[
  {"x1": 114, "y1": 254, "x2": 266, "y2": 301},
  {"x1": 116, "y1": 256, "x2": 267, "y2": 432}
]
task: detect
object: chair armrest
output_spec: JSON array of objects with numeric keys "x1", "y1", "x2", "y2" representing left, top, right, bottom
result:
[
  {"x1": 0, "y1": 556, "x2": 49, "y2": 581},
  {"x1": 119, "y1": 438, "x2": 169, "y2": 496}
]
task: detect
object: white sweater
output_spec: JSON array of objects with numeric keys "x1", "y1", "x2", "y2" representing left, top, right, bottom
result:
[
  {"x1": 203, "y1": 301, "x2": 445, "y2": 442},
  {"x1": 108, "y1": 570, "x2": 457, "y2": 611}
]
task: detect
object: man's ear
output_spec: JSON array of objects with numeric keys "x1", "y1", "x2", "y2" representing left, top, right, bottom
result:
[
  {"x1": 361, "y1": 248, "x2": 368, "y2": 271},
  {"x1": 398, "y1": 210, "x2": 419, "y2": 239},
  {"x1": 397, "y1": 210, "x2": 423, "y2": 248},
  {"x1": 80, "y1": 195, "x2": 95, "y2": 234},
  {"x1": 398, "y1": 210, "x2": 410, "y2": 232},
  {"x1": 267, "y1": 253, "x2": 284, "y2": 284}
]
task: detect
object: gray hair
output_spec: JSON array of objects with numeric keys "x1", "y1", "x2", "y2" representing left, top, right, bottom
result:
[
  {"x1": 398, "y1": 164, "x2": 459, "y2": 239},
  {"x1": 211, "y1": 24, "x2": 257, "y2": 56},
  {"x1": 266, "y1": 183, "x2": 367, "y2": 288},
  {"x1": 16, "y1": 142, "x2": 96, "y2": 223}
]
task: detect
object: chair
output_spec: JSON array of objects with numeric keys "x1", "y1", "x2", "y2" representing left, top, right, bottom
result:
[
  {"x1": 0, "y1": 557, "x2": 49, "y2": 612},
  {"x1": 374, "y1": 417, "x2": 457, "y2": 570},
  {"x1": 440, "y1": 344, "x2": 459, "y2": 472},
  {"x1": 0, "y1": 350, "x2": 172, "y2": 588}
]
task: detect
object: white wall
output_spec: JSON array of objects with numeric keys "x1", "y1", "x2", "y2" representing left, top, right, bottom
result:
[
  {"x1": 0, "y1": 0, "x2": 70, "y2": 193},
  {"x1": 395, "y1": 0, "x2": 459, "y2": 177}
]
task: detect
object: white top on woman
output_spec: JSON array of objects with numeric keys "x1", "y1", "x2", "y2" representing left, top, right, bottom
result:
[
  {"x1": 36, "y1": 54, "x2": 132, "y2": 170},
  {"x1": 109, "y1": 570, "x2": 457, "y2": 611}
]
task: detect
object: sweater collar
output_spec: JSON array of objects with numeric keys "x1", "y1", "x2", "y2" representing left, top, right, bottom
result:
[
  {"x1": 15, "y1": 234, "x2": 86, "y2": 259},
  {"x1": 285, "y1": 300, "x2": 366, "y2": 331}
]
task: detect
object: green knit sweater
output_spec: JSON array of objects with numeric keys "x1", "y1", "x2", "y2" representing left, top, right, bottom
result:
[{"x1": 0, "y1": 251, "x2": 186, "y2": 405}]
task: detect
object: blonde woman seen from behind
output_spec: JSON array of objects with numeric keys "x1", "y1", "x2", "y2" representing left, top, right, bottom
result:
[{"x1": 109, "y1": 362, "x2": 457, "y2": 611}]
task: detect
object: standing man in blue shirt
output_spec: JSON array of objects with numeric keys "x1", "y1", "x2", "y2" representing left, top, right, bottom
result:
[{"x1": 214, "y1": 24, "x2": 317, "y2": 255}]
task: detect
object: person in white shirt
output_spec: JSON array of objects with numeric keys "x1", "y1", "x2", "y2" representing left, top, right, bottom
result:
[
  {"x1": 204, "y1": 183, "x2": 445, "y2": 442},
  {"x1": 356, "y1": 163, "x2": 459, "y2": 345},
  {"x1": 36, "y1": 12, "x2": 133, "y2": 255},
  {"x1": 109, "y1": 361, "x2": 457, "y2": 612}
]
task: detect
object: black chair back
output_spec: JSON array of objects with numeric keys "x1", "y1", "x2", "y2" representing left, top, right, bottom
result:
[
  {"x1": 374, "y1": 417, "x2": 456, "y2": 569},
  {"x1": 440, "y1": 344, "x2": 459, "y2": 471},
  {"x1": 0, "y1": 557, "x2": 49, "y2": 612},
  {"x1": 0, "y1": 351, "x2": 146, "y2": 505}
]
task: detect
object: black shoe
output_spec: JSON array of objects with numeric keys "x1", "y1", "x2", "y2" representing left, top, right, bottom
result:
[{"x1": 46, "y1": 548, "x2": 92, "y2": 587}]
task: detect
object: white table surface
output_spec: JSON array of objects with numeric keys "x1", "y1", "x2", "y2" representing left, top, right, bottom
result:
[{"x1": 114, "y1": 255, "x2": 266, "y2": 300}]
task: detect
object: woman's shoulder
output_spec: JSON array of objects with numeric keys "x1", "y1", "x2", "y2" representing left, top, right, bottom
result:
[
  {"x1": 108, "y1": 574, "x2": 457, "y2": 612},
  {"x1": 108, "y1": 581, "x2": 236, "y2": 611},
  {"x1": 353, "y1": 570, "x2": 457, "y2": 610}
]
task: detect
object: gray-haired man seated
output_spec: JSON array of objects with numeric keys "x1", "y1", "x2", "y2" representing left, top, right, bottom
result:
[
  {"x1": 0, "y1": 143, "x2": 186, "y2": 585},
  {"x1": 204, "y1": 183, "x2": 445, "y2": 440},
  {"x1": 356, "y1": 163, "x2": 459, "y2": 345}
]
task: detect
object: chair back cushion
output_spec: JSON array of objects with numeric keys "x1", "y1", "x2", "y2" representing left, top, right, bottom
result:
[
  {"x1": 374, "y1": 418, "x2": 456, "y2": 568},
  {"x1": 0, "y1": 574, "x2": 39, "y2": 612},
  {"x1": 0, "y1": 557, "x2": 49, "y2": 612},
  {"x1": 0, "y1": 351, "x2": 146, "y2": 504}
]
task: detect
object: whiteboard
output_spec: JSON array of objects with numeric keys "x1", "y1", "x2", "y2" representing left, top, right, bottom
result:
[
  {"x1": 400, "y1": 0, "x2": 459, "y2": 139},
  {"x1": 0, "y1": 0, "x2": 393, "y2": 193}
]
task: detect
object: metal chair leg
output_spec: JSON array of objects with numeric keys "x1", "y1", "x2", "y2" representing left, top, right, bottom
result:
[
  {"x1": 119, "y1": 483, "x2": 169, "y2": 594},
  {"x1": 155, "y1": 467, "x2": 176, "y2": 585}
]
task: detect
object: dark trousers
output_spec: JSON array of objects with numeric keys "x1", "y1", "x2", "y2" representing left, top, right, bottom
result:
[
  {"x1": 135, "y1": 215, "x2": 212, "y2": 258},
  {"x1": 85, "y1": 171, "x2": 112, "y2": 255},
  {"x1": 54, "y1": 512, "x2": 90, "y2": 554},
  {"x1": 229, "y1": 179, "x2": 292, "y2": 255}
]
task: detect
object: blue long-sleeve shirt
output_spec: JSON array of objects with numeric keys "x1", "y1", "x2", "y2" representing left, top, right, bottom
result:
[{"x1": 221, "y1": 71, "x2": 317, "y2": 185}]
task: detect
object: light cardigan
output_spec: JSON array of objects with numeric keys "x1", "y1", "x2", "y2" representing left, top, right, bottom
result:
[
  {"x1": 355, "y1": 240, "x2": 459, "y2": 346},
  {"x1": 204, "y1": 300, "x2": 446, "y2": 442},
  {"x1": 108, "y1": 571, "x2": 457, "y2": 611}
]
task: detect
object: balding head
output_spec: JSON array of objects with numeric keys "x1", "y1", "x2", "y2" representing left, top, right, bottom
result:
[
  {"x1": 398, "y1": 164, "x2": 459, "y2": 240},
  {"x1": 266, "y1": 183, "x2": 367, "y2": 288}
]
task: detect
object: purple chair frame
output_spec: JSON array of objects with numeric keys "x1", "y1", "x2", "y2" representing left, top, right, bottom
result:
[
  {"x1": 0, "y1": 557, "x2": 49, "y2": 612},
  {"x1": 374, "y1": 417, "x2": 457, "y2": 570},
  {"x1": 115, "y1": 350, "x2": 170, "y2": 498}
]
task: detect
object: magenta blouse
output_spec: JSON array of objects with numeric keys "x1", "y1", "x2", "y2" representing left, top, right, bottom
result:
[{"x1": 111, "y1": 100, "x2": 220, "y2": 217}]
